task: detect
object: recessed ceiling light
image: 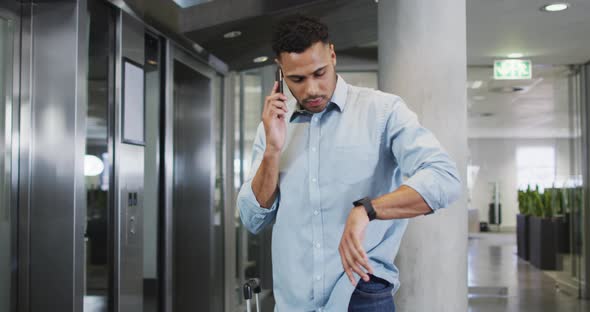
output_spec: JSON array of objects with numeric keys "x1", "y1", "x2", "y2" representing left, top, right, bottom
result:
[
  {"x1": 471, "y1": 81, "x2": 483, "y2": 89},
  {"x1": 541, "y1": 3, "x2": 570, "y2": 12},
  {"x1": 253, "y1": 56, "x2": 269, "y2": 63},
  {"x1": 192, "y1": 43, "x2": 204, "y2": 53},
  {"x1": 223, "y1": 31, "x2": 242, "y2": 39},
  {"x1": 473, "y1": 95, "x2": 486, "y2": 101},
  {"x1": 508, "y1": 53, "x2": 523, "y2": 58}
]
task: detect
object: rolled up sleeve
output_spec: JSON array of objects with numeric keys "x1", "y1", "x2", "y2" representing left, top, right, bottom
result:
[
  {"x1": 387, "y1": 96, "x2": 462, "y2": 212},
  {"x1": 237, "y1": 123, "x2": 280, "y2": 234}
]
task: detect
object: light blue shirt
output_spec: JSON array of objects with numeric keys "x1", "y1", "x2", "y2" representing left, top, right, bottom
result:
[{"x1": 237, "y1": 75, "x2": 461, "y2": 311}]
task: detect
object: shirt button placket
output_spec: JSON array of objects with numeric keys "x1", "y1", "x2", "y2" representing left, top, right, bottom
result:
[{"x1": 310, "y1": 114, "x2": 323, "y2": 306}]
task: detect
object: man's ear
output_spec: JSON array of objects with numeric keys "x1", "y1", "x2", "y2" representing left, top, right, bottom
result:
[{"x1": 330, "y1": 43, "x2": 337, "y2": 67}]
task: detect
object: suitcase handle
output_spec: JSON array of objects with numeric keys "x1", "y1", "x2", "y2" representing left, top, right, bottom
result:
[{"x1": 243, "y1": 278, "x2": 262, "y2": 312}]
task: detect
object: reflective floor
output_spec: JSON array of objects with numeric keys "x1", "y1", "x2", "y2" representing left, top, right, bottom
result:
[{"x1": 468, "y1": 232, "x2": 590, "y2": 312}]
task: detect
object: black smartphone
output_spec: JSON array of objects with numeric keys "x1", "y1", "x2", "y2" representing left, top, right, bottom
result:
[{"x1": 276, "y1": 67, "x2": 284, "y2": 94}]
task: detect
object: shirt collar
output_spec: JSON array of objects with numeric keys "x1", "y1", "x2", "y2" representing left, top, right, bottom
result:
[{"x1": 289, "y1": 75, "x2": 348, "y2": 122}]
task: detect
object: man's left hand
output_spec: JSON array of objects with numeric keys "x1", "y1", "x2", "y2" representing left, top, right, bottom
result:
[{"x1": 338, "y1": 206, "x2": 374, "y2": 286}]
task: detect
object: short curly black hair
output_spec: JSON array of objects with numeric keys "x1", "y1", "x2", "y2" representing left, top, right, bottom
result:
[{"x1": 272, "y1": 14, "x2": 329, "y2": 56}]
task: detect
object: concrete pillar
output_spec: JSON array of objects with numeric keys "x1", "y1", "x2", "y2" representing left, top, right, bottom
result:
[{"x1": 378, "y1": 1, "x2": 468, "y2": 311}]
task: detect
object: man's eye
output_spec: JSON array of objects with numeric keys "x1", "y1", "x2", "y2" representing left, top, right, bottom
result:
[
  {"x1": 315, "y1": 71, "x2": 325, "y2": 77},
  {"x1": 292, "y1": 78, "x2": 303, "y2": 83}
]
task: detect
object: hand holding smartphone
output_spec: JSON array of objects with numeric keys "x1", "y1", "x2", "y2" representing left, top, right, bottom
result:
[{"x1": 260, "y1": 67, "x2": 288, "y2": 153}]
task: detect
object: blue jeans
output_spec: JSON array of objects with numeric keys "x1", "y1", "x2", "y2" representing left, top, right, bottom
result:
[{"x1": 348, "y1": 274, "x2": 395, "y2": 312}]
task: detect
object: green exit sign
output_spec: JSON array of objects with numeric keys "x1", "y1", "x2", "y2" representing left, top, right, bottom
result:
[{"x1": 494, "y1": 59, "x2": 532, "y2": 80}]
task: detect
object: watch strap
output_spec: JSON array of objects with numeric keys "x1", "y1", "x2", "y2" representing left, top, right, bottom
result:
[{"x1": 353, "y1": 197, "x2": 377, "y2": 221}]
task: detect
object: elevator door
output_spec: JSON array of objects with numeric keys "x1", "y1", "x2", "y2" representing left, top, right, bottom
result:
[{"x1": 166, "y1": 45, "x2": 223, "y2": 312}]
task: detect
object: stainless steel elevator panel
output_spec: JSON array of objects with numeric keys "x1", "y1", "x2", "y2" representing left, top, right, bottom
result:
[
  {"x1": 166, "y1": 45, "x2": 218, "y2": 312},
  {"x1": 0, "y1": 3, "x2": 19, "y2": 312},
  {"x1": 21, "y1": 1, "x2": 88, "y2": 311},
  {"x1": 118, "y1": 144, "x2": 144, "y2": 312},
  {"x1": 115, "y1": 12, "x2": 145, "y2": 312}
]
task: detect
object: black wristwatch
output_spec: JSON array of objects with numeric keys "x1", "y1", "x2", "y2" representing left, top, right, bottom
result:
[{"x1": 353, "y1": 197, "x2": 377, "y2": 221}]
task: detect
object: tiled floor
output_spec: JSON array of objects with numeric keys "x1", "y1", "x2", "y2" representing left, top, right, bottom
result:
[{"x1": 468, "y1": 232, "x2": 590, "y2": 312}]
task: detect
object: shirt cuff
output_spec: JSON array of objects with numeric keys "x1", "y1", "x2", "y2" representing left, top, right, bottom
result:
[
  {"x1": 402, "y1": 169, "x2": 447, "y2": 213},
  {"x1": 237, "y1": 181, "x2": 279, "y2": 233}
]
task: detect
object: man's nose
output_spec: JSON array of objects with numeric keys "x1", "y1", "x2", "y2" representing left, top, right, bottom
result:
[{"x1": 306, "y1": 80, "x2": 320, "y2": 97}]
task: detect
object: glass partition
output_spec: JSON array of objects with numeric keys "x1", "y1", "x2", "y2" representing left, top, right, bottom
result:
[
  {"x1": 466, "y1": 64, "x2": 586, "y2": 296},
  {"x1": 234, "y1": 70, "x2": 264, "y2": 306},
  {"x1": 85, "y1": 1, "x2": 114, "y2": 310}
]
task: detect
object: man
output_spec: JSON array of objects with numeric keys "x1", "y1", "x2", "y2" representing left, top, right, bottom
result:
[{"x1": 237, "y1": 14, "x2": 461, "y2": 311}]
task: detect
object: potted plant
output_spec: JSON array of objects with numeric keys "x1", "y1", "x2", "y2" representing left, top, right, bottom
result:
[
  {"x1": 528, "y1": 185, "x2": 557, "y2": 270},
  {"x1": 516, "y1": 187, "x2": 531, "y2": 260}
]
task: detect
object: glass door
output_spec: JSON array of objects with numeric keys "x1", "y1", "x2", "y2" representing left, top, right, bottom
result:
[{"x1": 85, "y1": 1, "x2": 115, "y2": 311}]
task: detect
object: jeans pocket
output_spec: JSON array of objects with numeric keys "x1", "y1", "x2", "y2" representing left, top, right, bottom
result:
[{"x1": 353, "y1": 275, "x2": 394, "y2": 298}]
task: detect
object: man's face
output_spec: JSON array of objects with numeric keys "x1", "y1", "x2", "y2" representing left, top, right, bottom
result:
[{"x1": 277, "y1": 41, "x2": 337, "y2": 113}]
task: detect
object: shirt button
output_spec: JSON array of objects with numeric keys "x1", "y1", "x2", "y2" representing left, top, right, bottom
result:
[
  {"x1": 316, "y1": 275, "x2": 321, "y2": 281},
  {"x1": 313, "y1": 210, "x2": 319, "y2": 216},
  {"x1": 312, "y1": 178, "x2": 317, "y2": 182},
  {"x1": 316, "y1": 243, "x2": 321, "y2": 249},
  {"x1": 311, "y1": 147, "x2": 316, "y2": 152},
  {"x1": 314, "y1": 117, "x2": 319, "y2": 122}
]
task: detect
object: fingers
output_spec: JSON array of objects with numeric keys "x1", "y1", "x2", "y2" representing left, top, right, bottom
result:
[
  {"x1": 265, "y1": 93, "x2": 287, "y2": 105},
  {"x1": 344, "y1": 237, "x2": 370, "y2": 282},
  {"x1": 346, "y1": 236, "x2": 373, "y2": 278},
  {"x1": 263, "y1": 87, "x2": 288, "y2": 121},
  {"x1": 339, "y1": 244, "x2": 356, "y2": 286},
  {"x1": 270, "y1": 100, "x2": 288, "y2": 114},
  {"x1": 339, "y1": 235, "x2": 372, "y2": 285},
  {"x1": 263, "y1": 106, "x2": 287, "y2": 120}
]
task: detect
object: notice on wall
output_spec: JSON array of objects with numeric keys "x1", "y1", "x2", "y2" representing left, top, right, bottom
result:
[{"x1": 123, "y1": 59, "x2": 145, "y2": 145}]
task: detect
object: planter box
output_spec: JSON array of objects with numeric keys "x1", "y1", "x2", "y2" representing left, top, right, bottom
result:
[
  {"x1": 554, "y1": 213, "x2": 570, "y2": 254},
  {"x1": 516, "y1": 214, "x2": 530, "y2": 260},
  {"x1": 528, "y1": 216, "x2": 557, "y2": 270}
]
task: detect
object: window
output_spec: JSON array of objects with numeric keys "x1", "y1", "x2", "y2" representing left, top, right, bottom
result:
[{"x1": 516, "y1": 146, "x2": 555, "y2": 191}]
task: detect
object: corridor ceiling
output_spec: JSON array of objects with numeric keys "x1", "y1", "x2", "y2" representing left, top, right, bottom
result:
[{"x1": 120, "y1": 0, "x2": 590, "y2": 70}]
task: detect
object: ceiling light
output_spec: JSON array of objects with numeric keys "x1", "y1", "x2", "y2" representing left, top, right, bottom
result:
[
  {"x1": 192, "y1": 43, "x2": 204, "y2": 53},
  {"x1": 473, "y1": 95, "x2": 486, "y2": 101},
  {"x1": 253, "y1": 56, "x2": 269, "y2": 63},
  {"x1": 508, "y1": 53, "x2": 523, "y2": 58},
  {"x1": 85, "y1": 155, "x2": 104, "y2": 176},
  {"x1": 471, "y1": 81, "x2": 483, "y2": 89},
  {"x1": 541, "y1": 3, "x2": 570, "y2": 12},
  {"x1": 223, "y1": 31, "x2": 242, "y2": 39}
]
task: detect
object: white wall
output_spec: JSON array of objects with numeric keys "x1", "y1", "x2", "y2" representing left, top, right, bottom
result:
[{"x1": 468, "y1": 138, "x2": 572, "y2": 228}]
